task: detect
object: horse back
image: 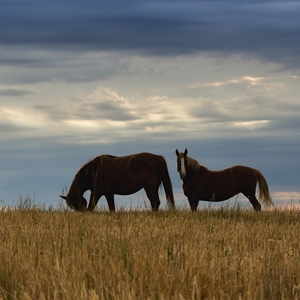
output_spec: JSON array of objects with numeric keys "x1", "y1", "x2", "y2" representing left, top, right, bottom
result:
[
  {"x1": 227, "y1": 165, "x2": 257, "y2": 186},
  {"x1": 114, "y1": 152, "x2": 163, "y2": 178},
  {"x1": 205, "y1": 165, "x2": 256, "y2": 187},
  {"x1": 93, "y1": 152, "x2": 165, "y2": 187}
]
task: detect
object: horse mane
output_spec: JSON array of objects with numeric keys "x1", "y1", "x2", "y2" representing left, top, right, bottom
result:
[
  {"x1": 96, "y1": 154, "x2": 117, "y2": 165},
  {"x1": 186, "y1": 156, "x2": 203, "y2": 174},
  {"x1": 72, "y1": 154, "x2": 117, "y2": 182},
  {"x1": 81, "y1": 154, "x2": 117, "y2": 169}
]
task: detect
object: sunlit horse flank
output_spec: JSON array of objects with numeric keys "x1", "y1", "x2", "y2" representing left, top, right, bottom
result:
[
  {"x1": 60, "y1": 152, "x2": 175, "y2": 212},
  {"x1": 175, "y1": 149, "x2": 273, "y2": 211}
]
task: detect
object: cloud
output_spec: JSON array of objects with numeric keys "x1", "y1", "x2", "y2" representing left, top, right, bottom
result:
[
  {"x1": 0, "y1": 1, "x2": 300, "y2": 70},
  {"x1": 0, "y1": 88, "x2": 33, "y2": 97},
  {"x1": 0, "y1": 46, "x2": 299, "y2": 147},
  {"x1": 1, "y1": 71, "x2": 298, "y2": 145},
  {"x1": 188, "y1": 75, "x2": 285, "y2": 92},
  {"x1": 16, "y1": 84, "x2": 276, "y2": 143},
  {"x1": 83, "y1": 86, "x2": 138, "y2": 121},
  {"x1": 274, "y1": 192, "x2": 300, "y2": 201},
  {"x1": 0, "y1": 48, "x2": 124, "y2": 84},
  {"x1": 234, "y1": 120, "x2": 270, "y2": 130}
]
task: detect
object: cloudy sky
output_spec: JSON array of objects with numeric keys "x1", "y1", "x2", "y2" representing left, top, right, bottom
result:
[{"x1": 1, "y1": 0, "x2": 299, "y2": 209}]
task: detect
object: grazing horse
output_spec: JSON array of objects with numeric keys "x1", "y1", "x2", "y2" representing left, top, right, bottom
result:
[
  {"x1": 175, "y1": 149, "x2": 273, "y2": 211},
  {"x1": 60, "y1": 152, "x2": 175, "y2": 211}
]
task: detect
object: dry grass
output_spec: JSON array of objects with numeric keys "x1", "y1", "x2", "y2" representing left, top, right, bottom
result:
[{"x1": 1, "y1": 206, "x2": 300, "y2": 299}]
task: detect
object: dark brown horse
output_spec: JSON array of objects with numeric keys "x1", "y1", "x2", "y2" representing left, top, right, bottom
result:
[
  {"x1": 60, "y1": 152, "x2": 175, "y2": 211},
  {"x1": 175, "y1": 149, "x2": 273, "y2": 211}
]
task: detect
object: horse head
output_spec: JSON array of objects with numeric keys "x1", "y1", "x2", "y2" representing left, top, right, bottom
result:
[
  {"x1": 60, "y1": 194, "x2": 87, "y2": 211},
  {"x1": 60, "y1": 171, "x2": 89, "y2": 211},
  {"x1": 175, "y1": 149, "x2": 188, "y2": 180}
]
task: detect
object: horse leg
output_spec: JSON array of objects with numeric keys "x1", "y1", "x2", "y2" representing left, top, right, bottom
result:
[
  {"x1": 88, "y1": 191, "x2": 100, "y2": 211},
  {"x1": 243, "y1": 192, "x2": 261, "y2": 211},
  {"x1": 144, "y1": 188, "x2": 160, "y2": 211},
  {"x1": 188, "y1": 195, "x2": 199, "y2": 211},
  {"x1": 105, "y1": 194, "x2": 115, "y2": 212}
]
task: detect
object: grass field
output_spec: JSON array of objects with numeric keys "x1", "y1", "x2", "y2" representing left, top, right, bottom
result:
[{"x1": 0, "y1": 203, "x2": 300, "y2": 299}]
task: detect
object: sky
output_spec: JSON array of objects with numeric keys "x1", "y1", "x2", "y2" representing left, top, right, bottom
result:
[{"x1": 0, "y1": 0, "x2": 300, "y2": 210}]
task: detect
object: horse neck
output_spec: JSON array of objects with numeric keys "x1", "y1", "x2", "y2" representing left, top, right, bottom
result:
[
  {"x1": 187, "y1": 157, "x2": 207, "y2": 178},
  {"x1": 69, "y1": 169, "x2": 89, "y2": 197}
]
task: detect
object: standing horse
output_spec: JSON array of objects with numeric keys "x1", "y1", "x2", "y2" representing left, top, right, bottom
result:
[
  {"x1": 60, "y1": 152, "x2": 175, "y2": 211},
  {"x1": 175, "y1": 149, "x2": 272, "y2": 211}
]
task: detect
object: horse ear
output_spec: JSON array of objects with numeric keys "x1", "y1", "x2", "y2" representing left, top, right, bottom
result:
[
  {"x1": 60, "y1": 195, "x2": 67, "y2": 200},
  {"x1": 175, "y1": 149, "x2": 179, "y2": 157},
  {"x1": 184, "y1": 149, "x2": 188, "y2": 156}
]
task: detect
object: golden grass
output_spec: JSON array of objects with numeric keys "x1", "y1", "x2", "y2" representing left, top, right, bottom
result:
[{"x1": 1, "y1": 207, "x2": 300, "y2": 299}]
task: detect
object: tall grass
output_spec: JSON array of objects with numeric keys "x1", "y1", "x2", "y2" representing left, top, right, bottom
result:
[{"x1": 0, "y1": 205, "x2": 300, "y2": 299}]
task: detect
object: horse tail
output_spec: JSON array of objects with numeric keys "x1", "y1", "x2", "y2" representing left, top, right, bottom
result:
[
  {"x1": 253, "y1": 169, "x2": 273, "y2": 206},
  {"x1": 157, "y1": 155, "x2": 175, "y2": 209}
]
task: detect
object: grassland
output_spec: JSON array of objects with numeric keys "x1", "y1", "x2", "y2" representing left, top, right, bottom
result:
[{"x1": 0, "y1": 204, "x2": 300, "y2": 299}]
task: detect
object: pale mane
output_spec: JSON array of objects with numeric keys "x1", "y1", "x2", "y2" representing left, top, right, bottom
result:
[
  {"x1": 98, "y1": 154, "x2": 117, "y2": 165},
  {"x1": 81, "y1": 154, "x2": 116, "y2": 170},
  {"x1": 186, "y1": 156, "x2": 201, "y2": 173}
]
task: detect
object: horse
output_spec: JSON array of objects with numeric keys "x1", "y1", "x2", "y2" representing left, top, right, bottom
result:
[
  {"x1": 175, "y1": 149, "x2": 273, "y2": 211},
  {"x1": 60, "y1": 152, "x2": 175, "y2": 211}
]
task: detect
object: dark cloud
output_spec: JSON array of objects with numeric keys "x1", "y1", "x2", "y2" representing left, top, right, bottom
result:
[
  {"x1": 72, "y1": 101, "x2": 139, "y2": 122},
  {"x1": 0, "y1": 88, "x2": 33, "y2": 97},
  {"x1": 0, "y1": 47, "x2": 122, "y2": 84},
  {"x1": 33, "y1": 104, "x2": 65, "y2": 121},
  {"x1": 92, "y1": 102, "x2": 138, "y2": 121},
  {"x1": 0, "y1": 1, "x2": 299, "y2": 69}
]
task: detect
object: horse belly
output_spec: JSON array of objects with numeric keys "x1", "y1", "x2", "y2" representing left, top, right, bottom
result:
[
  {"x1": 213, "y1": 190, "x2": 236, "y2": 201},
  {"x1": 113, "y1": 180, "x2": 142, "y2": 195},
  {"x1": 198, "y1": 190, "x2": 236, "y2": 202},
  {"x1": 199, "y1": 178, "x2": 238, "y2": 202}
]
